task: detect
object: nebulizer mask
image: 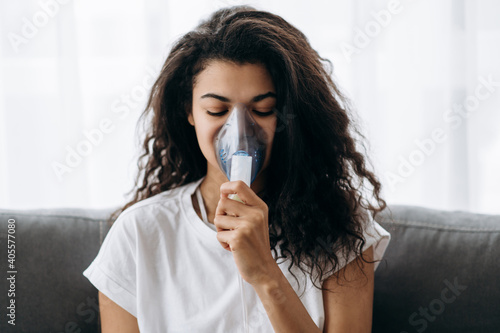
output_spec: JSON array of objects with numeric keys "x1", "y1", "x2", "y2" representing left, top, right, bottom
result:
[
  {"x1": 214, "y1": 102, "x2": 270, "y2": 202},
  {"x1": 213, "y1": 102, "x2": 271, "y2": 333}
]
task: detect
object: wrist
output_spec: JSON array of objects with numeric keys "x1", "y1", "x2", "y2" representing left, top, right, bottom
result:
[
  {"x1": 251, "y1": 264, "x2": 289, "y2": 311},
  {"x1": 251, "y1": 262, "x2": 283, "y2": 289}
]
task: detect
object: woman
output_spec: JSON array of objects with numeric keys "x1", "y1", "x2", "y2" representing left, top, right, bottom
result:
[{"x1": 83, "y1": 5, "x2": 391, "y2": 332}]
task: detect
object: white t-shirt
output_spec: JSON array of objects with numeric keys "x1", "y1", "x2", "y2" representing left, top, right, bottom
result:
[{"x1": 83, "y1": 176, "x2": 390, "y2": 332}]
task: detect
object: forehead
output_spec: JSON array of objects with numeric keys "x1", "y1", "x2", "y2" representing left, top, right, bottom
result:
[{"x1": 193, "y1": 60, "x2": 275, "y2": 97}]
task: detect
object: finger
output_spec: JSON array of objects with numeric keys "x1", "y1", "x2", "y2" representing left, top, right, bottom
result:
[
  {"x1": 220, "y1": 180, "x2": 261, "y2": 207},
  {"x1": 228, "y1": 193, "x2": 246, "y2": 204},
  {"x1": 213, "y1": 214, "x2": 239, "y2": 232},
  {"x1": 215, "y1": 195, "x2": 252, "y2": 217},
  {"x1": 215, "y1": 229, "x2": 234, "y2": 252}
]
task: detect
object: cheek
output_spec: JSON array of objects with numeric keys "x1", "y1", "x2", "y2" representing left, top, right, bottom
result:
[
  {"x1": 195, "y1": 123, "x2": 220, "y2": 160},
  {"x1": 259, "y1": 118, "x2": 277, "y2": 146}
]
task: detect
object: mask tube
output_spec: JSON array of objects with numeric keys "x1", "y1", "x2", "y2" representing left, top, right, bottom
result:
[{"x1": 213, "y1": 103, "x2": 269, "y2": 202}]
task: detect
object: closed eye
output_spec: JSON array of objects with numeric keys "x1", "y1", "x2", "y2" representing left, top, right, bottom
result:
[{"x1": 206, "y1": 109, "x2": 275, "y2": 117}]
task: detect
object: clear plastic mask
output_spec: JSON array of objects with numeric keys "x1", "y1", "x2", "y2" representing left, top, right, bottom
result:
[{"x1": 213, "y1": 103, "x2": 270, "y2": 187}]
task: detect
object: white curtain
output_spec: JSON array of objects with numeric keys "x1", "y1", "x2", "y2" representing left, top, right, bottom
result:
[{"x1": 1, "y1": 0, "x2": 498, "y2": 214}]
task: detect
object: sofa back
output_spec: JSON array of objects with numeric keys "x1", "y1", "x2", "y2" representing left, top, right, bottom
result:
[
  {"x1": 373, "y1": 205, "x2": 500, "y2": 333},
  {"x1": 1, "y1": 208, "x2": 114, "y2": 333},
  {"x1": 0, "y1": 205, "x2": 499, "y2": 333}
]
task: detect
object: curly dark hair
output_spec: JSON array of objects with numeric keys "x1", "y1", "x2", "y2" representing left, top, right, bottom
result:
[{"x1": 108, "y1": 5, "x2": 392, "y2": 295}]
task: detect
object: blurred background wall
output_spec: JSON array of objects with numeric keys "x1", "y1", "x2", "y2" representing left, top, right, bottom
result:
[{"x1": 0, "y1": 0, "x2": 499, "y2": 214}]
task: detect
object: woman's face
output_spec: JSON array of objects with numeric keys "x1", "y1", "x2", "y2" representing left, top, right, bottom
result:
[{"x1": 188, "y1": 60, "x2": 277, "y2": 182}]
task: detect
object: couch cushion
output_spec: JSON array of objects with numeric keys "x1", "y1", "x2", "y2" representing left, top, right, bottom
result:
[
  {"x1": 373, "y1": 205, "x2": 500, "y2": 333},
  {"x1": 0, "y1": 208, "x2": 114, "y2": 333}
]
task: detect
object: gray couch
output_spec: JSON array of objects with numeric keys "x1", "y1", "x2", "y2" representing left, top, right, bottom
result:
[{"x1": 0, "y1": 205, "x2": 498, "y2": 333}]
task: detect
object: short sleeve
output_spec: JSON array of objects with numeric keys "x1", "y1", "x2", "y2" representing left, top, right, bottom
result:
[
  {"x1": 322, "y1": 211, "x2": 391, "y2": 277},
  {"x1": 358, "y1": 214, "x2": 391, "y2": 271},
  {"x1": 83, "y1": 212, "x2": 138, "y2": 317}
]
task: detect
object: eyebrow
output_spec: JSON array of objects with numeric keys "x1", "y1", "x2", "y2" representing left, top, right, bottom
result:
[{"x1": 200, "y1": 91, "x2": 277, "y2": 103}]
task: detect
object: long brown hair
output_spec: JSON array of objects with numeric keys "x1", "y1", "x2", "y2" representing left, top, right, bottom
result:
[{"x1": 109, "y1": 5, "x2": 390, "y2": 294}]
